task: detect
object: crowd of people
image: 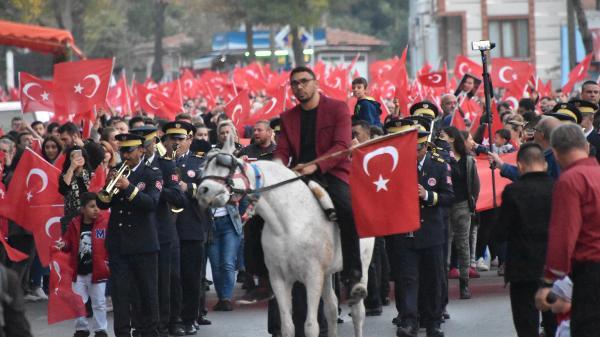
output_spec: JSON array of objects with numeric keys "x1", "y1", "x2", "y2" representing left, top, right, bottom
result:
[{"x1": 0, "y1": 66, "x2": 600, "y2": 337}]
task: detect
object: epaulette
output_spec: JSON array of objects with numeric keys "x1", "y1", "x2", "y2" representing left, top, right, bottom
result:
[{"x1": 434, "y1": 156, "x2": 446, "y2": 164}]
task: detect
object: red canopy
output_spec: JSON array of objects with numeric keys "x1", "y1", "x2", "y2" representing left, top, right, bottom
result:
[{"x1": 0, "y1": 20, "x2": 84, "y2": 58}]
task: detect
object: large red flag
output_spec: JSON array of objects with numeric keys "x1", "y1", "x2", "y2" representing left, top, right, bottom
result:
[
  {"x1": 246, "y1": 86, "x2": 290, "y2": 125},
  {"x1": 350, "y1": 130, "x2": 420, "y2": 237},
  {"x1": 53, "y1": 58, "x2": 113, "y2": 117},
  {"x1": 48, "y1": 250, "x2": 86, "y2": 324},
  {"x1": 562, "y1": 53, "x2": 593, "y2": 94},
  {"x1": 136, "y1": 84, "x2": 183, "y2": 119},
  {"x1": 19, "y1": 72, "x2": 54, "y2": 113},
  {"x1": 88, "y1": 165, "x2": 107, "y2": 193},
  {"x1": 454, "y1": 55, "x2": 483, "y2": 79},
  {"x1": 475, "y1": 152, "x2": 517, "y2": 212},
  {"x1": 2, "y1": 149, "x2": 64, "y2": 266},
  {"x1": 450, "y1": 110, "x2": 467, "y2": 130},
  {"x1": 491, "y1": 58, "x2": 532, "y2": 90}
]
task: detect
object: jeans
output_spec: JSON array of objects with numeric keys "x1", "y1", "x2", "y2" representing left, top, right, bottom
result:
[
  {"x1": 448, "y1": 201, "x2": 471, "y2": 279},
  {"x1": 208, "y1": 216, "x2": 241, "y2": 300},
  {"x1": 73, "y1": 274, "x2": 108, "y2": 332}
]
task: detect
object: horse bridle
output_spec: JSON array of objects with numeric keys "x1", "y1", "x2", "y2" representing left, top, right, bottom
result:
[{"x1": 198, "y1": 152, "x2": 305, "y2": 198}]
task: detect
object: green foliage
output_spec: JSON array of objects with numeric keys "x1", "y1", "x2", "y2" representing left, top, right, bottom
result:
[{"x1": 84, "y1": 0, "x2": 128, "y2": 58}]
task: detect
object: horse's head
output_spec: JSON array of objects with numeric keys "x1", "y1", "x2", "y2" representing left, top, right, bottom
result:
[{"x1": 196, "y1": 133, "x2": 244, "y2": 208}]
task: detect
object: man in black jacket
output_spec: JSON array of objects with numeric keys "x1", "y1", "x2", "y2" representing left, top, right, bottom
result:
[{"x1": 496, "y1": 142, "x2": 556, "y2": 337}]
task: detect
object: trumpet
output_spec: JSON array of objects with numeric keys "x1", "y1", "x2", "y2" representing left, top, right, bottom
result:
[{"x1": 98, "y1": 163, "x2": 131, "y2": 203}]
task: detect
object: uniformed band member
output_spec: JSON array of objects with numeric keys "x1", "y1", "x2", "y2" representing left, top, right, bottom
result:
[
  {"x1": 547, "y1": 102, "x2": 582, "y2": 124},
  {"x1": 130, "y1": 126, "x2": 186, "y2": 337},
  {"x1": 386, "y1": 122, "x2": 454, "y2": 337},
  {"x1": 162, "y1": 121, "x2": 212, "y2": 335},
  {"x1": 97, "y1": 133, "x2": 163, "y2": 337}
]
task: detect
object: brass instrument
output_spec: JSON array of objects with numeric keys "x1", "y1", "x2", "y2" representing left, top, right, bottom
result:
[
  {"x1": 98, "y1": 163, "x2": 131, "y2": 203},
  {"x1": 156, "y1": 142, "x2": 167, "y2": 157}
]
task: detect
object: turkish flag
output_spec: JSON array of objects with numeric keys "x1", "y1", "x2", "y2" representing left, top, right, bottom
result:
[
  {"x1": 2, "y1": 149, "x2": 64, "y2": 266},
  {"x1": 350, "y1": 130, "x2": 420, "y2": 237},
  {"x1": 53, "y1": 153, "x2": 66, "y2": 171},
  {"x1": 19, "y1": 72, "x2": 54, "y2": 113},
  {"x1": 454, "y1": 55, "x2": 483, "y2": 79},
  {"x1": 180, "y1": 69, "x2": 197, "y2": 98},
  {"x1": 369, "y1": 59, "x2": 396, "y2": 82},
  {"x1": 475, "y1": 152, "x2": 517, "y2": 212},
  {"x1": 491, "y1": 58, "x2": 532, "y2": 90},
  {"x1": 0, "y1": 228, "x2": 28, "y2": 262},
  {"x1": 246, "y1": 86, "x2": 290, "y2": 125},
  {"x1": 88, "y1": 165, "x2": 107, "y2": 193},
  {"x1": 418, "y1": 70, "x2": 447, "y2": 88},
  {"x1": 53, "y1": 58, "x2": 113, "y2": 117},
  {"x1": 48, "y1": 250, "x2": 86, "y2": 324},
  {"x1": 223, "y1": 89, "x2": 251, "y2": 131},
  {"x1": 107, "y1": 75, "x2": 131, "y2": 116},
  {"x1": 562, "y1": 53, "x2": 593, "y2": 94},
  {"x1": 451, "y1": 110, "x2": 467, "y2": 130},
  {"x1": 136, "y1": 84, "x2": 183, "y2": 119}
]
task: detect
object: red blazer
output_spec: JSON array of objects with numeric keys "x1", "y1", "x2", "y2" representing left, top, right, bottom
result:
[
  {"x1": 274, "y1": 95, "x2": 352, "y2": 183},
  {"x1": 61, "y1": 213, "x2": 110, "y2": 283}
]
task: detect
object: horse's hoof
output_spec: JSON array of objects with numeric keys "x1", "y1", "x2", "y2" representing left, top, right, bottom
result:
[{"x1": 348, "y1": 283, "x2": 367, "y2": 305}]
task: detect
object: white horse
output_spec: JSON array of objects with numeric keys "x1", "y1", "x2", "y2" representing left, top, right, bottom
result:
[{"x1": 195, "y1": 137, "x2": 374, "y2": 337}]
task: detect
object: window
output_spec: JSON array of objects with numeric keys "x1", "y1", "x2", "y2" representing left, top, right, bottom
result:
[{"x1": 489, "y1": 19, "x2": 529, "y2": 58}]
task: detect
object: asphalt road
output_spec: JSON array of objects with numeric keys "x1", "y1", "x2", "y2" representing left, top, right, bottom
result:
[{"x1": 26, "y1": 271, "x2": 517, "y2": 337}]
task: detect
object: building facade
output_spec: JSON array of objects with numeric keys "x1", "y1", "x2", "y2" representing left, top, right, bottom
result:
[{"x1": 409, "y1": 0, "x2": 569, "y2": 84}]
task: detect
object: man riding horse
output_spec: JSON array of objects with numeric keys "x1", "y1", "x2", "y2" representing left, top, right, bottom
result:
[{"x1": 273, "y1": 66, "x2": 366, "y2": 303}]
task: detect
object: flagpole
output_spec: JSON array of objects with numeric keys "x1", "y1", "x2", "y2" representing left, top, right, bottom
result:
[
  {"x1": 478, "y1": 43, "x2": 498, "y2": 208},
  {"x1": 294, "y1": 128, "x2": 418, "y2": 170}
]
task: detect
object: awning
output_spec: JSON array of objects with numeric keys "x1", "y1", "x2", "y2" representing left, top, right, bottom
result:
[{"x1": 0, "y1": 20, "x2": 84, "y2": 58}]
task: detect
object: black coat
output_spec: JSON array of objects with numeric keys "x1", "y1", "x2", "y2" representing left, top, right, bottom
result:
[
  {"x1": 98, "y1": 162, "x2": 162, "y2": 256},
  {"x1": 398, "y1": 152, "x2": 454, "y2": 249},
  {"x1": 175, "y1": 152, "x2": 212, "y2": 242},
  {"x1": 147, "y1": 154, "x2": 185, "y2": 245},
  {"x1": 496, "y1": 171, "x2": 554, "y2": 283},
  {"x1": 587, "y1": 130, "x2": 600, "y2": 162}
]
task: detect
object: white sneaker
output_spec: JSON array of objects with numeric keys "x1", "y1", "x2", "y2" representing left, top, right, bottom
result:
[
  {"x1": 23, "y1": 294, "x2": 41, "y2": 302},
  {"x1": 476, "y1": 257, "x2": 490, "y2": 271},
  {"x1": 32, "y1": 287, "x2": 48, "y2": 300}
]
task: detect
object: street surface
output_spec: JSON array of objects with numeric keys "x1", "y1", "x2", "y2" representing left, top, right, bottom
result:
[{"x1": 27, "y1": 271, "x2": 517, "y2": 337}]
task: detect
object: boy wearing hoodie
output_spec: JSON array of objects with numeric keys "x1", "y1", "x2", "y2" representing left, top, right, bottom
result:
[
  {"x1": 57, "y1": 192, "x2": 109, "y2": 337},
  {"x1": 352, "y1": 77, "x2": 382, "y2": 127}
]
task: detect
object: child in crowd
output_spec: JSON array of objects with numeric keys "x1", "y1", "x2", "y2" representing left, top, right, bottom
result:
[
  {"x1": 550, "y1": 276, "x2": 572, "y2": 337},
  {"x1": 492, "y1": 129, "x2": 516, "y2": 154},
  {"x1": 56, "y1": 192, "x2": 109, "y2": 337}
]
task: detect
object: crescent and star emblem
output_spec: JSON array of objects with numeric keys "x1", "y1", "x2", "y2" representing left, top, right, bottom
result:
[
  {"x1": 362, "y1": 146, "x2": 399, "y2": 192},
  {"x1": 429, "y1": 74, "x2": 442, "y2": 83},
  {"x1": 25, "y1": 168, "x2": 48, "y2": 201},
  {"x1": 145, "y1": 93, "x2": 161, "y2": 110},
  {"x1": 498, "y1": 66, "x2": 516, "y2": 83},
  {"x1": 232, "y1": 104, "x2": 243, "y2": 122},
  {"x1": 83, "y1": 74, "x2": 101, "y2": 98},
  {"x1": 23, "y1": 82, "x2": 41, "y2": 101},
  {"x1": 458, "y1": 63, "x2": 471, "y2": 77},
  {"x1": 51, "y1": 260, "x2": 61, "y2": 294},
  {"x1": 45, "y1": 216, "x2": 61, "y2": 237}
]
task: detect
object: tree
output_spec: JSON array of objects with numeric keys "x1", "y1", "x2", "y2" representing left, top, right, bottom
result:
[
  {"x1": 572, "y1": 0, "x2": 593, "y2": 55},
  {"x1": 151, "y1": 0, "x2": 168, "y2": 82}
]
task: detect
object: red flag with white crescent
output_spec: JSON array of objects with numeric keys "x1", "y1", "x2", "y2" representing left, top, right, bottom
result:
[
  {"x1": 19, "y1": 72, "x2": 55, "y2": 113},
  {"x1": 1, "y1": 149, "x2": 64, "y2": 266},
  {"x1": 491, "y1": 58, "x2": 532, "y2": 90},
  {"x1": 475, "y1": 152, "x2": 517, "y2": 212},
  {"x1": 350, "y1": 130, "x2": 420, "y2": 237},
  {"x1": 53, "y1": 58, "x2": 113, "y2": 117},
  {"x1": 136, "y1": 84, "x2": 183, "y2": 119},
  {"x1": 418, "y1": 70, "x2": 447, "y2": 88},
  {"x1": 223, "y1": 89, "x2": 251, "y2": 131},
  {"x1": 48, "y1": 250, "x2": 86, "y2": 324},
  {"x1": 562, "y1": 53, "x2": 593, "y2": 94},
  {"x1": 454, "y1": 55, "x2": 483, "y2": 79}
]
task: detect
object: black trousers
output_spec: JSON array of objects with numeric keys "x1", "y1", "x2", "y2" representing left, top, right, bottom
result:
[
  {"x1": 380, "y1": 239, "x2": 391, "y2": 301},
  {"x1": 394, "y1": 243, "x2": 444, "y2": 329},
  {"x1": 157, "y1": 243, "x2": 173, "y2": 333},
  {"x1": 198, "y1": 244, "x2": 208, "y2": 318},
  {"x1": 110, "y1": 252, "x2": 159, "y2": 337},
  {"x1": 179, "y1": 240, "x2": 205, "y2": 324},
  {"x1": 244, "y1": 215, "x2": 268, "y2": 277},
  {"x1": 325, "y1": 175, "x2": 362, "y2": 282},
  {"x1": 169, "y1": 241, "x2": 182, "y2": 327},
  {"x1": 572, "y1": 262, "x2": 600, "y2": 337},
  {"x1": 267, "y1": 282, "x2": 328, "y2": 337},
  {"x1": 7, "y1": 234, "x2": 35, "y2": 293},
  {"x1": 509, "y1": 281, "x2": 556, "y2": 337},
  {"x1": 365, "y1": 237, "x2": 385, "y2": 309}
]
